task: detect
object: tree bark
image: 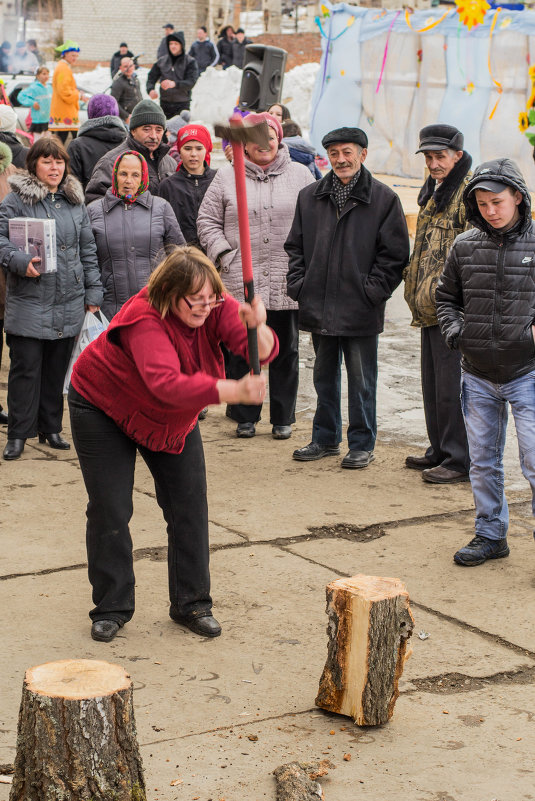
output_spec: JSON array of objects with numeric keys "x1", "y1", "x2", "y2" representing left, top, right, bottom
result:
[
  {"x1": 273, "y1": 760, "x2": 334, "y2": 801},
  {"x1": 315, "y1": 575, "x2": 414, "y2": 726},
  {"x1": 9, "y1": 659, "x2": 146, "y2": 801}
]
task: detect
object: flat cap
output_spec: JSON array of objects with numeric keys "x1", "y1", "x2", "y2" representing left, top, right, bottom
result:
[
  {"x1": 416, "y1": 124, "x2": 463, "y2": 153},
  {"x1": 322, "y1": 127, "x2": 368, "y2": 149}
]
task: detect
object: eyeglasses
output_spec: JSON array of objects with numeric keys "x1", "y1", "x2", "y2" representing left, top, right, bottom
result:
[{"x1": 183, "y1": 295, "x2": 225, "y2": 310}]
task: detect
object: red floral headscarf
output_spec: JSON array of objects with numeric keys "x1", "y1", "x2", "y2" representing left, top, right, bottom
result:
[{"x1": 111, "y1": 150, "x2": 149, "y2": 204}]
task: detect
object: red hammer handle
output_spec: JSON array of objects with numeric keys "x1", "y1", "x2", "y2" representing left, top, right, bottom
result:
[{"x1": 230, "y1": 118, "x2": 260, "y2": 375}]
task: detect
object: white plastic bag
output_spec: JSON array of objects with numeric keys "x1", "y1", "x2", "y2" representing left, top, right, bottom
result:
[{"x1": 63, "y1": 310, "x2": 109, "y2": 394}]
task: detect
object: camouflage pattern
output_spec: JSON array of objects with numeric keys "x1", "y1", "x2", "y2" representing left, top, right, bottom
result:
[{"x1": 404, "y1": 173, "x2": 471, "y2": 328}]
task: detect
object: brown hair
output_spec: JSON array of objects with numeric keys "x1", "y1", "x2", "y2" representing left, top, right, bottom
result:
[
  {"x1": 147, "y1": 246, "x2": 225, "y2": 318},
  {"x1": 267, "y1": 103, "x2": 291, "y2": 121},
  {"x1": 26, "y1": 136, "x2": 70, "y2": 180},
  {"x1": 282, "y1": 119, "x2": 301, "y2": 138},
  {"x1": 35, "y1": 65, "x2": 49, "y2": 78}
]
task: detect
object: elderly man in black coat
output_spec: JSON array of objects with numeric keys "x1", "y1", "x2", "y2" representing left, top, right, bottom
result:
[{"x1": 285, "y1": 127, "x2": 410, "y2": 469}]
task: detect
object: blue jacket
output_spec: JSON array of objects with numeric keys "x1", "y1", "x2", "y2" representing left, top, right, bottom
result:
[{"x1": 17, "y1": 80, "x2": 52, "y2": 124}]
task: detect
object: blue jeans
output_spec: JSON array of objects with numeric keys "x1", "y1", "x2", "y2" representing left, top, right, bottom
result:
[
  {"x1": 311, "y1": 334, "x2": 378, "y2": 451},
  {"x1": 461, "y1": 369, "x2": 535, "y2": 540}
]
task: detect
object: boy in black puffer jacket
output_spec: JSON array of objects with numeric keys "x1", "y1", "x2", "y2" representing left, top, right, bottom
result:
[{"x1": 436, "y1": 158, "x2": 535, "y2": 567}]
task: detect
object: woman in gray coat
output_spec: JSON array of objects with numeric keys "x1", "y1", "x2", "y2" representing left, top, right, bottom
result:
[
  {"x1": 0, "y1": 137, "x2": 103, "y2": 460},
  {"x1": 88, "y1": 150, "x2": 185, "y2": 321},
  {"x1": 198, "y1": 112, "x2": 314, "y2": 439}
]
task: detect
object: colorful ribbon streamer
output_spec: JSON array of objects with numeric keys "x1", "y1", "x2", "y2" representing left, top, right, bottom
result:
[
  {"x1": 376, "y1": 10, "x2": 402, "y2": 94},
  {"x1": 488, "y1": 7, "x2": 503, "y2": 119},
  {"x1": 404, "y1": 7, "x2": 454, "y2": 32}
]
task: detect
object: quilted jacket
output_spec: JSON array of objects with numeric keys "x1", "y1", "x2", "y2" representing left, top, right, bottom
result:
[
  {"x1": 436, "y1": 158, "x2": 535, "y2": 383},
  {"x1": 0, "y1": 171, "x2": 103, "y2": 339},
  {"x1": 197, "y1": 144, "x2": 314, "y2": 310}
]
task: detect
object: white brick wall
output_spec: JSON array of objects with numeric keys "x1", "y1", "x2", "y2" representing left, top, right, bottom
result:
[{"x1": 63, "y1": 0, "x2": 203, "y2": 64}]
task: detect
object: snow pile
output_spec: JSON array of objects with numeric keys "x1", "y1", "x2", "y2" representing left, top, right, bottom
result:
[
  {"x1": 75, "y1": 61, "x2": 320, "y2": 132},
  {"x1": 282, "y1": 62, "x2": 320, "y2": 132},
  {"x1": 190, "y1": 66, "x2": 242, "y2": 126}
]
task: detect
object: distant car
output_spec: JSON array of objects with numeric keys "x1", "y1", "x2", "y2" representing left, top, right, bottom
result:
[{"x1": 0, "y1": 72, "x2": 90, "y2": 131}]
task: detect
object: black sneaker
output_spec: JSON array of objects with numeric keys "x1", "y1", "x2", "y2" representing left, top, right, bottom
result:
[
  {"x1": 453, "y1": 535, "x2": 510, "y2": 566},
  {"x1": 293, "y1": 442, "x2": 340, "y2": 461}
]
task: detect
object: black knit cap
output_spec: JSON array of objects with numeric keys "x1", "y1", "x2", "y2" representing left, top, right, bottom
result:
[
  {"x1": 322, "y1": 127, "x2": 368, "y2": 149},
  {"x1": 416, "y1": 124, "x2": 464, "y2": 153},
  {"x1": 129, "y1": 99, "x2": 166, "y2": 130}
]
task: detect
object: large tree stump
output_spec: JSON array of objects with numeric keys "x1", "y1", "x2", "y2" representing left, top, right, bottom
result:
[
  {"x1": 9, "y1": 659, "x2": 146, "y2": 801},
  {"x1": 315, "y1": 575, "x2": 414, "y2": 726}
]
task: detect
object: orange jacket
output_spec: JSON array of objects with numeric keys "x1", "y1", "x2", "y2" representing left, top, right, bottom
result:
[{"x1": 49, "y1": 58, "x2": 79, "y2": 131}]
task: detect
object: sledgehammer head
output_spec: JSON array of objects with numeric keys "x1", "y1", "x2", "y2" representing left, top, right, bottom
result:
[{"x1": 214, "y1": 113, "x2": 270, "y2": 148}]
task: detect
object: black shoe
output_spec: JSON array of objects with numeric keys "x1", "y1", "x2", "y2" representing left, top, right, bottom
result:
[
  {"x1": 454, "y1": 535, "x2": 510, "y2": 566},
  {"x1": 236, "y1": 422, "x2": 255, "y2": 438},
  {"x1": 272, "y1": 425, "x2": 292, "y2": 440},
  {"x1": 38, "y1": 432, "x2": 70, "y2": 450},
  {"x1": 198, "y1": 407, "x2": 208, "y2": 421},
  {"x1": 341, "y1": 450, "x2": 375, "y2": 469},
  {"x1": 170, "y1": 610, "x2": 222, "y2": 638},
  {"x1": 3, "y1": 438, "x2": 25, "y2": 460},
  {"x1": 293, "y1": 442, "x2": 340, "y2": 461},
  {"x1": 91, "y1": 619, "x2": 120, "y2": 642},
  {"x1": 405, "y1": 454, "x2": 438, "y2": 470},
  {"x1": 422, "y1": 465, "x2": 469, "y2": 484},
  {"x1": 0, "y1": 410, "x2": 7, "y2": 425}
]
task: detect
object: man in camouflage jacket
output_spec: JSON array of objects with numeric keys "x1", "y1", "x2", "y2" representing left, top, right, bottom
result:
[{"x1": 403, "y1": 124, "x2": 472, "y2": 484}]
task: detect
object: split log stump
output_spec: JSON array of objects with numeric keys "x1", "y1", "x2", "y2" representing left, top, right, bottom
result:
[
  {"x1": 315, "y1": 575, "x2": 414, "y2": 726},
  {"x1": 9, "y1": 659, "x2": 146, "y2": 801}
]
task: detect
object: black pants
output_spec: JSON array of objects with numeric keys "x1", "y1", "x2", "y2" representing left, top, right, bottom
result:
[
  {"x1": 68, "y1": 387, "x2": 212, "y2": 625},
  {"x1": 226, "y1": 309, "x2": 299, "y2": 425},
  {"x1": 6, "y1": 334, "x2": 75, "y2": 439},
  {"x1": 160, "y1": 100, "x2": 190, "y2": 119},
  {"x1": 421, "y1": 325, "x2": 469, "y2": 472}
]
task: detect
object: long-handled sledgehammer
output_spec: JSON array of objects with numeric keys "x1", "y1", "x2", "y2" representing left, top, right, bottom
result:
[{"x1": 214, "y1": 114, "x2": 270, "y2": 375}]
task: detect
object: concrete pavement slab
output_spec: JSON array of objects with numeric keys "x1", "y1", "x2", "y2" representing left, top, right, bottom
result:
[
  {"x1": 288, "y1": 506, "x2": 535, "y2": 653},
  {"x1": 1, "y1": 545, "x2": 532, "y2": 800}
]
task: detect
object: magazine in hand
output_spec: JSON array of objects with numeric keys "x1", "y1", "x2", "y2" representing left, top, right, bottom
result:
[{"x1": 9, "y1": 217, "x2": 57, "y2": 274}]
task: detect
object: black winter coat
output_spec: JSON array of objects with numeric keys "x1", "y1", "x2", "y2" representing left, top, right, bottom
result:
[
  {"x1": 146, "y1": 33, "x2": 199, "y2": 106},
  {"x1": 232, "y1": 38, "x2": 252, "y2": 68},
  {"x1": 188, "y1": 39, "x2": 218, "y2": 72},
  {"x1": 67, "y1": 116, "x2": 127, "y2": 190},
  {"x1": 110, "y1": 49, "x2": 134, "y2": 78},
  {"x1": 285, "y1": 166, "x2": 409, "y2": 336},
  {"x1": 110, "y1": 72, "x2": 142, "y2": 120},
  {"x1": 0, "y1": 132, "x2": 28, "y2": 169},
  {"x1": 217, "y1": 36, "x2": 234, "y2": 68},
  {"x1": 436, "y1": 158, "x2": 535, "y2": 384},
  {"x1": 159, "y1": 164, "x2": 217, "y2": 248}
]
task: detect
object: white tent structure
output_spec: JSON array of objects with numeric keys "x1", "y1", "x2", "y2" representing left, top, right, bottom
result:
[{"x1": 309, "y1": 2, "x2": 535, "y2": 182}]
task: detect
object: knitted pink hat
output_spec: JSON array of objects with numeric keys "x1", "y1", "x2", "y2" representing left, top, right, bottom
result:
[{"x1": 245, "y1": 111, "x2": 283, "y2": 144}]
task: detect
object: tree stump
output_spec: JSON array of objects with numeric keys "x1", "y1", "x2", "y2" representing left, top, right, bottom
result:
[
  {"x1": 9, "y1": 659, "x2": 146, "y2": 801},
  {"x1": 315, "y1": 575, "x2": 414, "y2": 726}
]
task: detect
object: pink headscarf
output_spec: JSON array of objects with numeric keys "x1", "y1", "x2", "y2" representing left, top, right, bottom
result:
[{"x1": 244, "y1": 112, "x2": 283, "y2": 145}]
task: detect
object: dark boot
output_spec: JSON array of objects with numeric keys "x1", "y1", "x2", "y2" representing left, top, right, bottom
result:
[{"x1": 3, "y1": 438, "x2": 25, "y2": 460}]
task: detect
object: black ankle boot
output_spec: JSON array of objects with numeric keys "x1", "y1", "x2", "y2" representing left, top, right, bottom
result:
[
  {"x1": 3, "y1": 438, "x2": 25, "y2": 460},
  {"x1": 38, "y1": 432, "x2": 70, "y2": 450}
]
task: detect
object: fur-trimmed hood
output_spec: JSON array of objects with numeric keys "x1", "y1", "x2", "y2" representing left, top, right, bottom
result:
[{"x1": 7, "y1": 171, "x2": 84, "y2": 206}]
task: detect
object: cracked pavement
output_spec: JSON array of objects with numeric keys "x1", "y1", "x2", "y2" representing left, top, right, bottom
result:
[{"x1": 1, "y1": 288, "x2": 534, "y2": 801}]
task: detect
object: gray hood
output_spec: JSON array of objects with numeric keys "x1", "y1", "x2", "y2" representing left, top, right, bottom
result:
[
  {"x1": 77, "y1": 115, "x2": 127, "y2": 137},
  {"x1": 463, "y1": 158, "x2": 532, "y2": 236}
]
